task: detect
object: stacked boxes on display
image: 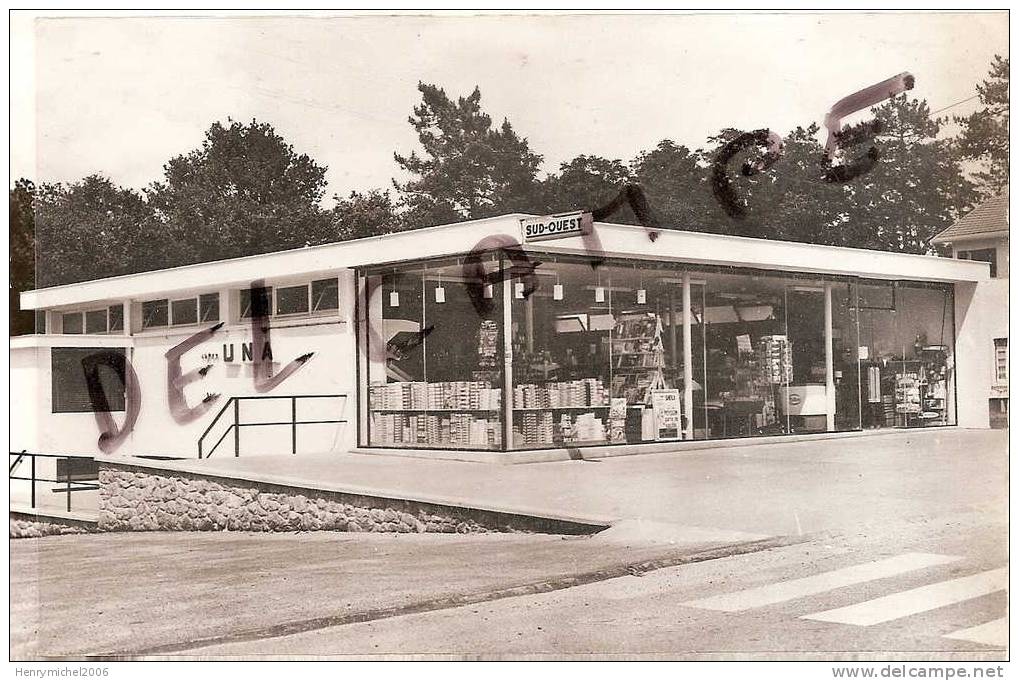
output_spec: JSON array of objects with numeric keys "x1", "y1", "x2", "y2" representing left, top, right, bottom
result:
[
  {"x1": 369, "y1": 380, "x2": 502, "y2": 449},
  {"x1": 515, "y1": 411, "x2": 554, "y2": 447},
  {"x1": 369, "y1": 381, "x2": 501, "y2": 412},
  {"x1": 512, "y1": 378, "x2": 610, "y2": 448},
  {"x1": 512, "y1": 379, "x2": 609, "y2": 409}
]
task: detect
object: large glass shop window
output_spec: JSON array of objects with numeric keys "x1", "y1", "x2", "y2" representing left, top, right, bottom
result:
[
  {"x1": 361, "y1": 254, "x2": 956, "y2": 452},
  {"x1": 365, "y1": 256, "x2": 505, "y2": 450},
  {"x1": 689, "y1": 272, "x2": 872, "y2": 439},
  {"x1": 508, "y1": 257, "x2": 706, "y2": 449},
  {"x1": 856, "y1": 281, "x2": 956, "y2": 429}
]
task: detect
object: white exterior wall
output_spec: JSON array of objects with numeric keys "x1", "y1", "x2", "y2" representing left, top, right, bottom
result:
[
  {"x1": 11, "y1": 271, "x2": 359, "y2": 459},
  {"x1": 10, "y1": 346, "x2": 43, "y2": 453},
  {"x1": 953, "y1": 279, "x2": 1004, "y2": 428}
]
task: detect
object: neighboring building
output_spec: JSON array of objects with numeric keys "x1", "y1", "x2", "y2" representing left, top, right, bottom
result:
[
  {"x1": 932, "y1": 192, "x2": 1009, "y2": 428},
  {"x1": 11, "y1": 214, "x2": 996, "y2": 463}
]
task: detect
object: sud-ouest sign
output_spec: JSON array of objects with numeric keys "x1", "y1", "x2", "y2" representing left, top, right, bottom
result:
[{"x1": 520, "y1": 211, "x2": 592, "y2": 242}]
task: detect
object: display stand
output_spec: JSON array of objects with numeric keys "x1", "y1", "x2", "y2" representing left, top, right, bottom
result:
[
  {"x1": 610, "y1": 312, "x2": 669, "y2": 441},
  {"x1": 610, "y1": 312, "x2": 667, "y2": 403}
]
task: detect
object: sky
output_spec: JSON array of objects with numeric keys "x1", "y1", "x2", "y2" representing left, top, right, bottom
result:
[{"x1": 10, "y1": 11, "x2": 1010, "y2": 204}]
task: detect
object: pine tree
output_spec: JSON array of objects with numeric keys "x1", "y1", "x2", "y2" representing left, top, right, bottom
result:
[
  {"x1": 954, "y1": 55, "x2": 1009, "y2": 195},
  {"x1": 393, "y1": 83, "x2": 543, "y2": 226}
]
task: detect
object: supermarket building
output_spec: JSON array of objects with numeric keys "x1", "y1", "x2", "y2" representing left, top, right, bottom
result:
[{"x1": 11, "y1": 213, "x2": 998, "y2": 463}]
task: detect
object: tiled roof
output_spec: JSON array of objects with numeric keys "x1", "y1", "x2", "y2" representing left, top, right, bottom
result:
[{"x1": 931, "y1": 191, "x2": 1009, "y2": 243}]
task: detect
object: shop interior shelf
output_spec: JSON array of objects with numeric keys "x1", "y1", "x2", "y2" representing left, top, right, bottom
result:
[
  {"x1": 370, "y1": 442, "x2": 501, "y2": 450},
  {"x1": 512, "y1": 439, "x2": 614, "y2": 450},
  {"x1": 512, "y1": 405, "x2": 611, "y2": 411},
  {"x1": 371, "y1": 408, "x2": 500, "y2": 413}
]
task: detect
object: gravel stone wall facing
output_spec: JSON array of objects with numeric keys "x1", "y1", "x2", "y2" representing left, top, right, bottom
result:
[
  {"x1": 97, "y1": 464, "x2": 511, "y2": 534},
  {"x1": 10, "y1": 519, "x2": 92, "y2": 538}
]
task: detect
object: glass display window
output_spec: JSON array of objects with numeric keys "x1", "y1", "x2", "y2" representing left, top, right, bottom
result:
[
  {"x1": 357, "y1": 252, "x2": 957, "y2": 454},
  {"x1": 506, "y1": 256, "x2": 705, "y2": 449},
  {"x1": 856, "y1": 281, "x2": 956, "y2": 429},
  {"x1": 363, "y1": 255, "x2": 505, "y2": 450}
]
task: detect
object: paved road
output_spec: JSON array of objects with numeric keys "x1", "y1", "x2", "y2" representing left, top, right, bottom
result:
[
  {"x1": 191, "y1": 511, "x2": 1007, "y2": 659},
  {"x1": 10, "y1": 429, "x2": 1008, "y2": 659},
  {"x1": 11, "y1": 529, "x2": 765, "y2": 658}
]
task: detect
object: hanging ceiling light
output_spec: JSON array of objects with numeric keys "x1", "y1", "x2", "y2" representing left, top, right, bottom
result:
[
  {"x1": 637, "y1": 288, "x2": 647, "y2": 305},
  {"x1": 553, "y1": 283, "x2": 563, "y2": 300},
  {"x1": 595, "y1": 286, "x2": 605, "y2": 303},
  {"x1": 434, "y1": 285, "x2": 445, "y2": 303},
  {"x1": 389, "y1": 290, "x2": 400, "y2": 307}
]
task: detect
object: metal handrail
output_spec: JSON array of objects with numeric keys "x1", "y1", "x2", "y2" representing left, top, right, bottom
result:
[
  {"x1": 9, "y1": 452, "x2": 99, "y2": 513},
  {"x1": 197, "y1": 394, "x2": 348, "y2": 459}
]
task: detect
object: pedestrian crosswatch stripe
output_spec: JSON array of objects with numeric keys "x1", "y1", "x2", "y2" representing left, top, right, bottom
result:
[
  {"x1": 943, "y1": 616, "x2": 1008, "y2": 647},
  {"x1": 682, "y1": 553, "x2": 959, "y2": 612},
  {"x1": 803, "y1": 567, "x2": 1007, "y2": 626}
]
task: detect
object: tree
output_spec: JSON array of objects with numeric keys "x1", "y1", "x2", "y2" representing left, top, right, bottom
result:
[
  {"x1": 630, "y1": 140, "x2": 721, "y2": 233},
  {"x1": 147, "y1": 119, "x2": 334, "y2": 263},
  {"x1": 954, "y1": 55, "x2": 1009, "y2": 195},
  {"x1": 393, "y1": 83, "x2": 544, "y2": 226},
  {"x1": 330, "y1": 189, "x2": 403, "y2": 240},
  {"x1": 763, "y1": 124, "x2": 855, "y2": 247},
  {"x1": 700, "y1": 124, "x2": 856, "y2": 245},
  {"x1": 34, "y1": 175, "x2": 158, "y2": 287},
  {"x1": 844, "y1": 95, "x2": 977, "y2": 253},
  {"x1": 698, "y1": 127, "x2": 783, "y2": 238},
  {"x1": 543, "y1": 155, "x2": 639, "y2": 224},
  {"x1": 10, "y1": 179, "x2": 36, "y2": 334}
]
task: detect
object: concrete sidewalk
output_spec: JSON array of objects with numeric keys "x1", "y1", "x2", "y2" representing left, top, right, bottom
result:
[{"x1": 107, "y1": 428, "x2": 1007, "y2": 539}]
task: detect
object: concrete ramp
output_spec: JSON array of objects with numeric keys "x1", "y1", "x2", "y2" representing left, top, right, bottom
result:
[{"x1": 592, "y1": 519, "x2": 770, "y2": 547}]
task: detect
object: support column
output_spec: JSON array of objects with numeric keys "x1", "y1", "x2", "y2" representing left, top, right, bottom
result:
[
  {"x1": 502, "y1": 275, "x2": 514, "y2": 451},
  {"x1": 825, "y1": 283, "x2": 836, "y2": 432},
  {"x1": 121, "y1": 300, "x2": 134, "y2": 337},
  {"x1": 525, "y1": 295, "x2": 534, "y2": 353},
  {"x1": 682, "y1": 273, "x2": 693, "y2": 440},
  {"x1": 668, "y1": 292, "x2": 678, "y2": 372}
]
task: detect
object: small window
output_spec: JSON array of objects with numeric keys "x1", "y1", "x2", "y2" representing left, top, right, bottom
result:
[
  {"x1": 239, "y1": 287, "x2": 272, "y2": 318},
  {"x1": 959, "y1": 249, "x2": 998, "y2": 278},
  {"x1": 171, "y1": 298, "x2": 198, "y2": 326},
  {"x1": 142, "y1": 299, "x2": 169, "y2": 329},
  {"x1": 312, "y1": 278, "x2": 339, "y2": 312},
  {"x1": 108, "y1": 305, "x2": 124, "y2": 332},
  {"x1": 35, "y1": 311, "x2": 46, "y2": 334},
  {"x1": 62, "y1": 312, "x2": 83, "y2": 334},
  {"x1": 276, "y1": 284, "x2": 310, "y2": 316},
  {"x1": 85, "y1": 309, "x2": 108, "y2": 334},
  {"x1": 51, "y1": 347, "x2": 126, "y2": 413},
  {"x1": 994, "y1": 338, "x2": 1008, "y2": 383},
  {"x1": 199, "y1": 293, "x2": 220, "y2": 322}
]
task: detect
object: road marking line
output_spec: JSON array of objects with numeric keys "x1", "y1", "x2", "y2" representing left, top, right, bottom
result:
[
  {"x1": 803, "y1": 567, "x2": 1007, "y2": 626},
  {"x1": 943, "y1": 617, "x2": 1008, "y2": 647},
  {"x1": 682, "y1": 553, "x2": 960, "y2": 612}
]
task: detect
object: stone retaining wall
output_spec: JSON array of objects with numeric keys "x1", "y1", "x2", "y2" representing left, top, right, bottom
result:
[
  {"x1": 10, "y1": 519, "x2": 91, "y2": 538},
  {"x1": 98, "y1": 464, "x2": 521, "y2": 534}
]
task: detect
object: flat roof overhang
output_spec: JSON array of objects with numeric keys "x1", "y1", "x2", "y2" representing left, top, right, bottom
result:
[{"x1": 21, "y1": 214, "x2": 990, "y2": 310}]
